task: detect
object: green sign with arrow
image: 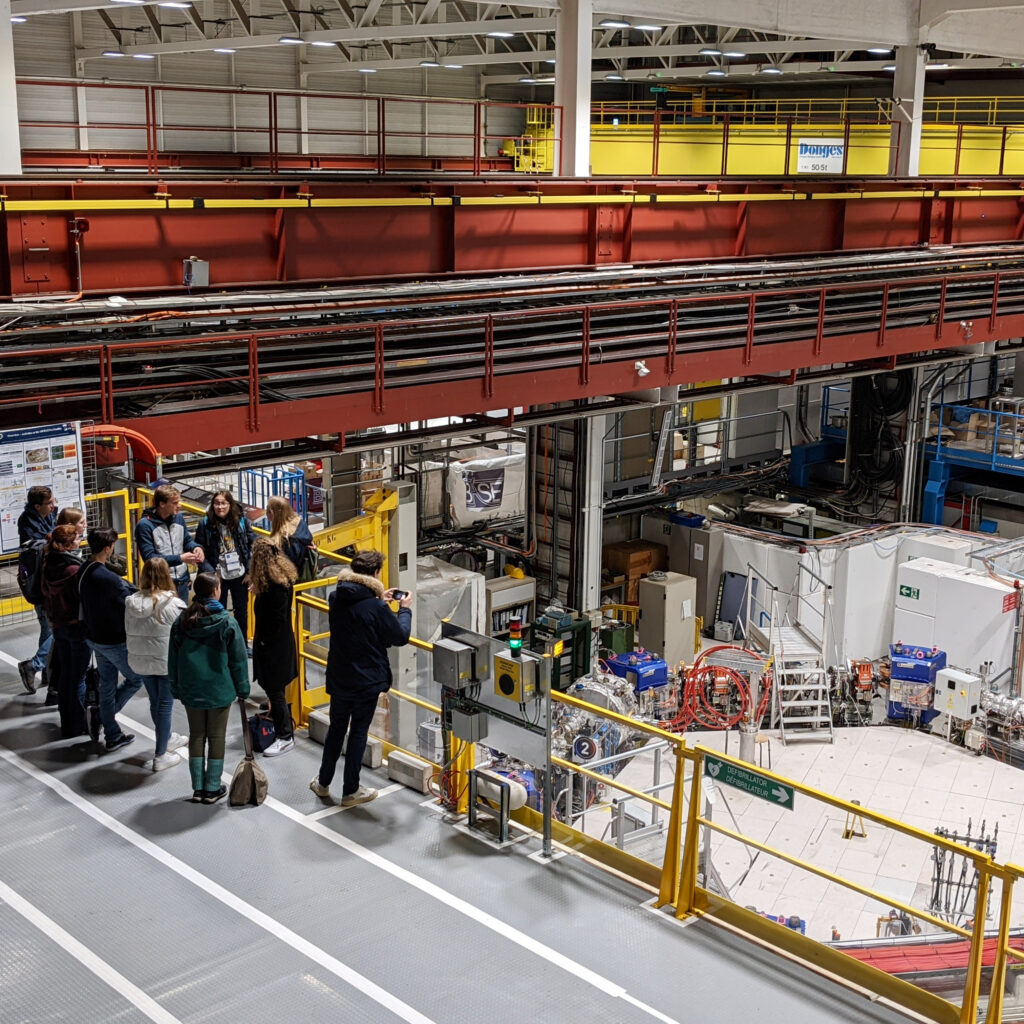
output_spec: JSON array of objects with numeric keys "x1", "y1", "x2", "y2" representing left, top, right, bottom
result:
[
  {"x1": 899, "y1": 585, "x2": 919, "y2": 600},
  {"x1": 703, "y1": 754, "x2": 795, "y2": 811}
]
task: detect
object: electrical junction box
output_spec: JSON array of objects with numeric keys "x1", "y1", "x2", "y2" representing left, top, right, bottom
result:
[
  {"x1": 182, "y1": 256, "x2": 209, "y2": 288},
  {"x1": 638, "y1": 571, "x2": 697, "y2": 667},
  {"x1": 493, "y1": 650, "x2": 539, "y2": 703},
  {"x1": 451, "y1": 707, "x2": 489, "y2": 743},
  {"x1": 932, "y1": 667, "x2": 983, "y2": 719},
  {"x1": 431, "y1": 637, "x2": 476, "y2": 690}
]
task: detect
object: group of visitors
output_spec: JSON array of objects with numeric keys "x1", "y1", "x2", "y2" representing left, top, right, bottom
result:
[{"x1": 13, "y1": 484, "x2": 411, "y2": 808}]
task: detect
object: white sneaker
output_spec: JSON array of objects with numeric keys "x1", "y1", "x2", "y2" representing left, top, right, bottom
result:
[
  {"x1": 262, "y1": 738, "x2": 294, "y2": 758},
  {"x1": 341, "y1": 785, "x2": 378, "y2": 807},
  {"x1": 150, "y1": 751, "x2": 182, "y2": 772},
  {"x1": 309, "y1": 777, "x2": 330, "y2": 798},
  {"x1": 166, "y1": 732, "x2": 188, "y2": 751}
]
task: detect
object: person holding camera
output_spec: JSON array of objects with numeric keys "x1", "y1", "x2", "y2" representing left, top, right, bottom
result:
[{"x1": 310, "y1": 549, "x2": 411, "y2": 806}]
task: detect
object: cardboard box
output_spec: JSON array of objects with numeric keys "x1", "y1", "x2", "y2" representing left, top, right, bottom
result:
[{"x1": 603, "y1": 540, "x2": 668, "y2": 577}]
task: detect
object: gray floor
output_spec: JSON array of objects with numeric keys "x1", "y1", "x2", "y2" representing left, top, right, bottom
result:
[{"x1": 0, "y1": 618, "x2": 916, "y2": 1024}]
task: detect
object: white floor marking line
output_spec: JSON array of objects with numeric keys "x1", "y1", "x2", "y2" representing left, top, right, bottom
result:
[
  {"x1": 0, "y1": 878, "x2": 185, "y2": 1024},
  {"x1": 0, "y1": 649, "x2": 22, "y2": 668},
  {"x1": 123, "y1": 715, "x2": 681, "y2": 1020},
  {"x1": 0, "y1": 746, "x2": 438, "y2": 1024},
  {"x1": 307, "y1": 783, "x2": 405, "y2": 820},
  {"x1": 120, "y1": 713, "x2": 679, "y2": 1023}
]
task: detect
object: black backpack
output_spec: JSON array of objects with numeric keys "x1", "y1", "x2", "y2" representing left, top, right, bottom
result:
[{"x1": 17, "y1": 539, "x2": 46, "y2": 606}]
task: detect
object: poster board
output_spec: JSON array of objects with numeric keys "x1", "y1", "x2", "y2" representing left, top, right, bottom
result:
[{"x1": 0, "y1": 422, "x2": 86, "y2": 555}]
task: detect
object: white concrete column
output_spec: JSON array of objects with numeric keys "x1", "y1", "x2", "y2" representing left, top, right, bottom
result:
[
  {"x1": 0, "y1": 0, "x2": 23, "y2": 174},
  {"x1": 577, "y1": 414, "x2": 606, "y2": 613},
  {"x1": 553, "y1": 0, "x2": 592, "y2": 177},
  {"x1": 889, "y1": 44, "x2": 926, "y2": 177}
]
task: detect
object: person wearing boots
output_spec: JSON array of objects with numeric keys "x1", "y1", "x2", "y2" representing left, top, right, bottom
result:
[
  {"x1": 168, "y1": 572, "x2": 249, "y2": 804},
  {"x1": 310, "y1": 549, "x2": 411, "y2": 806}
]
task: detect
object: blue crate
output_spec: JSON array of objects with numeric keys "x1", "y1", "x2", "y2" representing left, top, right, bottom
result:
[
  {"x1": 889, "y1": 643, "x2": 946, "y2": 683},
  {"x1": 608, "y1": 651, "x2": 669, "y2": 691}
]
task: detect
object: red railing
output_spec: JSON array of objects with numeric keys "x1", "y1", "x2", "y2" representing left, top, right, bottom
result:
[{"x1": 17, "y1": 78, "x2": 562, "y2": 176}]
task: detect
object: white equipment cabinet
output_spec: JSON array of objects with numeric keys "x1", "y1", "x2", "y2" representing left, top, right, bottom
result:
[
  {"x1": 932, "y1": 667, "x2": 983, "y2": 719},
  {"x1": 638, "y1": 572, "x2": 697, "y2": 668}
]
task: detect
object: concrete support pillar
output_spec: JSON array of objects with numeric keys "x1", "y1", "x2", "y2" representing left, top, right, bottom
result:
[
  {"x1": 0, "y1": 0, "x2": 23, "y2": 175},
  {"x1": 889, "y1": 45, "x2": 926, "y2": 177},
  {"x1": 553, "y1": 0, "x2": 592, "y2": 177}
]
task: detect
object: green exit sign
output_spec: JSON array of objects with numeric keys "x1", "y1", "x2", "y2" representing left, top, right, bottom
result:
[
  {"x1": 704, "y1": 754, "x2": 795, "y2": 811},
  {"x1": 899, "y1": 585, "x2": 920, "y2": 600},
  {"x1": 649, "y1": 86, "x2": 669, "y2": 92}
]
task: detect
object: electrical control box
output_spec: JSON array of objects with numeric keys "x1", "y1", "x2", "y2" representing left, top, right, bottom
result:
[
  {"x1": 638, "y1": 571, "x2": 697, "y2": 667},
  {"x1": 431, "y1": 637, "x2": 476, "y2": 690},
  {"x1": 451, "y1": 707, "x2": 489, "y2": 743},
  {"x1": 493, "y1": 650, "x2": 540, "y2": 703},
  {"x1": 932, "y1": 667, "x2": 983, "y2": 719},
  {"x1": 182, "y1": 256, "x2": 209, "y2": 289}
]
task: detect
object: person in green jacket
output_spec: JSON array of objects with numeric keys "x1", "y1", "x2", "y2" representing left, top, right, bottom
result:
[{"x1": 169, "y1": 571, "x2": 250, "y2": 804}]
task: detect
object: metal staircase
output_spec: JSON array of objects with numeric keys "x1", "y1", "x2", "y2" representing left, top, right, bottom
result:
[{"x1": 746, "y1": 562, "x2": 835, "y2": 746}]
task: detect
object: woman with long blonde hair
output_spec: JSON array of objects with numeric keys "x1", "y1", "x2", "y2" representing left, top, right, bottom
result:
[
  {"x1": 125, "y1": 557, "x2": 188, "y2": 771},
  {"x1": 248, "y1": 538, "x2": 298, "y2": 756},
  {"x1": 266, "y1": 495, "x2": 315, "y2": 579}
]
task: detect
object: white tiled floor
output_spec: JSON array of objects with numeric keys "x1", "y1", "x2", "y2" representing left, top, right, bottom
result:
[{"x1": 685, "y1": 725, "x2": 1018, "y2": 945}]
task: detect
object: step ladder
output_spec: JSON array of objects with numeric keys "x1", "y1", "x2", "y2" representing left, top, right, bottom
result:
[{"x1": 772, "y1": 626, "x2": 834, "y2": 746}]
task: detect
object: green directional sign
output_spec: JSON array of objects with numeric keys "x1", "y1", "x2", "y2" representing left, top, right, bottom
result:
[
  {"x1": 899, "y1": 585, "x2": 920, "y2": 600},
  {"x1": 703, "y1": 754, "x2": 795, "y2": 811}
]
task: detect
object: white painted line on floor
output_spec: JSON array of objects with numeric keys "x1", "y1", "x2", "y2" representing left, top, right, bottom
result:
[
  {"x1": 22, "y1": 708, "x2": 679, "y2": 1024},
  {"x1": 0, "y1": 877, "x2": 184, "y2": 1024},
  {"x1": 0, "y1": 745, "x2": 438, "y2": 1024},
  {"x1": 0, "y1": 649, "x2": 21, "y2": 668},
  {"x1": 307, "y1": 783, "x2": 405, "y2": 820},
  {"x1": 105, "y1": 710, "x2": 680, "y2": 1024}
]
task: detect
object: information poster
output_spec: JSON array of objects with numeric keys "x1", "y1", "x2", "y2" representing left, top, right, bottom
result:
[{"x1": 0, "y1": 422, "x2": 85, "y2": 555}]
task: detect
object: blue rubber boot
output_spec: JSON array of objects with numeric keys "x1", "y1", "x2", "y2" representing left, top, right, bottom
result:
[{"x1": 189, "y1": 757, "x2": 205, "y2": 802}]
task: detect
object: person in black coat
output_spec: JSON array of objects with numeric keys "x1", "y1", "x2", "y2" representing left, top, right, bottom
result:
[
  {"x1": 196, "y1": 490, "x2": 254, "y2": 640},
  {"x1": 310, "y1": 549, "x2": 411, "y2": 806},
  {"x1": 17, "y1": 484, "x2": 57, "y2": 693},
  {"x1": 249, "y1": 539, "x2": 297, "y2": 757}
]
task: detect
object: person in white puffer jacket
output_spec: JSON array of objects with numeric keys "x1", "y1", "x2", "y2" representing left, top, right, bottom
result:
[{"x1": 125, "y1": 558, "x2": 188, "y2": 771}]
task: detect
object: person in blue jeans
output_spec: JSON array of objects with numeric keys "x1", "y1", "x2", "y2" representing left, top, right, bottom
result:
[
  {"x1": 79, "y1": 527, "x2": 143, "y2": 752},
  {"x1": 125, "y1": 558, "x2": 188, "y2": 771},
  {"x1": 135, "y1": 485, "x2": 205, "y2": 604},
  {"x1": 17, "y1": 485, "x2": 57, "y2": 693},
  {"x1": 310, "y1": 549, "x2": 411, "y2": 806}
]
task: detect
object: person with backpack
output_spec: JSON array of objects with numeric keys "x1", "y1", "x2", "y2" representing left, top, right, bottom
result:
[
  {"x1": 79, "y1": 527, "x2": 143, "y2": 752},
  {"x1": 125, "y1": 558, "x2": 188, "y2": 771},
  {"x1": 195, "y1": 490, "x2": 254, "y2": 642},
  {"x1": 249, "y1": 539, "x2": 297, "y2": 758},
  {"x1": 168, "y1": 572, "x2": 250, "y2": 804},
  {"x1": 266, "y1": 495, "x2": 316, "y2": 581},
  {"x1": 135, "y1": 485, "x2": 205, "y2": 603},
  {"x1": 17, "y1": 485, "x2": 57, "y2": 694},
  {"x1": 40, "y1": 524, "x2": 89, "y2": 738}
]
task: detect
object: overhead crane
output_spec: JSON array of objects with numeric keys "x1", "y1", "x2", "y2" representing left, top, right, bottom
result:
[{"x1": 2, "y1": 242, "x2": 1023, "y2": 454}]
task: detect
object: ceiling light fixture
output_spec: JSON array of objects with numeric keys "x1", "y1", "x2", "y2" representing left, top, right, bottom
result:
[
  {"x1": 723, "y1": 50, "x2": 746, "y2": 58},
  {"x1": 486, "y1": 30, "x2": 515, "y2": 38},
  {"x1": 760, "y1": 64, "x2": 783, "y2": 74},
  {"x1": 926, "y1": 62, "x2": 951, "y2": 70},
  {"x1": 10, "y1": 14, "x2": 26, "y2": 21},
  {"x1": 699, "y1": 46, "x2": 722, "y2": 56},
  {"x1": 544, "y1": 58, "x2": 556, "y2": 64},
  {"x1": 157, "y1": 2, "x2": 192, "y2": 7},
  {"x1": 705, "y1": 67, "x2": 727, "y2": 77},
  {"x1": 109, "y1": 0, "x2": 146, "y2": 4},
  {"x1": 419, "y1": 58, "x2": 440, "y2": 67},
  {"x1": 442, "y1": 63, "x2": 463, "y2": 69},
  {"x1": 599, "y1": 18, "x2": 630, "y2": 28},
  {"x1": 882, "y1": 64, "x2": 896, "y2": 72},
  {"x1": 133, "y1": 53, "x2": 155, "y2": 59},
  {"x1": 605, "y1": 72, "x2": 624, "y2": 81},
  {"x1": 520, "y1": 76, "x2": 537, "y2": 83},
  {"x1": 358, "y1": 67, "x2": 377, "y2": 73},
  {"x1": 102, "y1": 49, "x2": 126, "y2": 56},
  {"x1": 214, "y1": 47, "x2": 236, "y2": 53},
  {"x1": 278, "y1": 35, "x2": 304, "y2": 44},
  {"x1": 311, "y1": 40, "x2": 336, "y2": 47},
  {"x1": 867, "y1": 46, "x2": 892, "y2": 54},
  {"x1": 633, "y1": 23, "x2": 662, "y2": 31}
]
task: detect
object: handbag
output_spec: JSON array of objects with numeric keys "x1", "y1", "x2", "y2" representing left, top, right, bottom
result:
[
  {"x1": 229, "y1": 700, "x2": 269, "y2": 807},
  {"x1": 248, "y1": 710, "x2": 276, "y2": 752}
]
